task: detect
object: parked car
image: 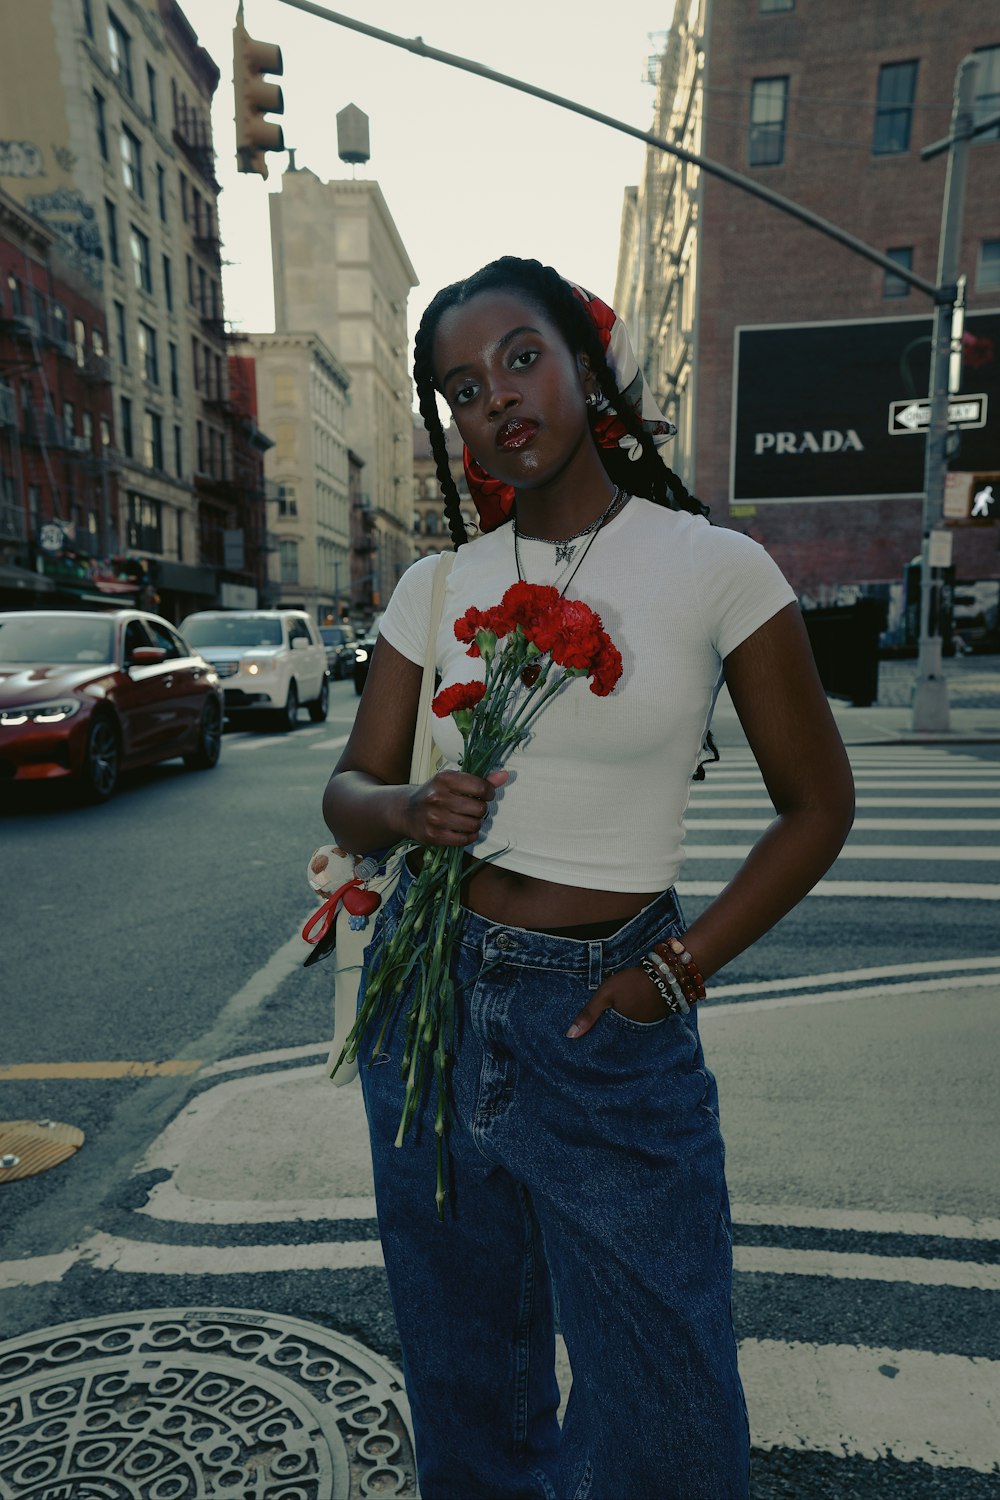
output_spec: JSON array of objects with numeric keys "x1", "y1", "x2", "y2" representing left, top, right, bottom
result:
[
  {"x1": 180, "y1": 609, "x2": 328, "y2": 730},
  {"x1": 352, "y1": 613, "x2": 385, "y2": 696},
  {"x1": 319, "y1": 622, "x2": 356, "y2": 680},
  {"x1": 0, "y1": 609, "x2": 223, "y2": 803}
]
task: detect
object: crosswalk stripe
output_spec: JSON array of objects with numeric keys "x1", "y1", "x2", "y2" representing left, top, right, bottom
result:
[
  {"x1": 686, "y1": 816, "x2": 1000, "y2": 831},
  {"x1": 685, "y1": 843, "x2": 1000, "y2": 862},
  {"x1": 688, "y1": 797, "x2": 1000, "y2": 808},
  {"x1": 740, "y1": 1339, "x2": 1000, "y2": 1475},
  {"x1": 735, "y1": 1245, "x2": 1000, "y2": 1291},
  {"x1": 710, "y1": 955, "x2": 1000, "y2": 1000},
  {"x1": 694, "y1": 777, "x2": 1000, "y2": 790},
  {"x1": 680, "y1": 879, "x2": 1000, "y2": 899}
]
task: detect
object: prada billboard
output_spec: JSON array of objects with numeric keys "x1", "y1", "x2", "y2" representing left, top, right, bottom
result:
[{"x1": 731, "y1": 312, "x2": 999, "y2": 502}]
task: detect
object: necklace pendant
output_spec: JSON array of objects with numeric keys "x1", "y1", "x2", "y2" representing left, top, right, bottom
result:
[{"x1": 554, "y1": 539, "x2": 576, "y2": 566}]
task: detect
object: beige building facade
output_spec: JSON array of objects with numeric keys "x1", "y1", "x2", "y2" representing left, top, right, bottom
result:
[
  {"x1": 235, "y1": 332, "x2": 351, "y2": 622},
  {"x1": 269, "y1": 164, "x2": 418, "y2": 607},
  {"x1": 0, "y1": 0, "x2": 245, "y2": 619}
]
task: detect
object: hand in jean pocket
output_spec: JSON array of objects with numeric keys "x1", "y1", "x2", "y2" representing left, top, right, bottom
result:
[{"x1": 566, "y1": 963, "x2": 672, "y2": 1037}]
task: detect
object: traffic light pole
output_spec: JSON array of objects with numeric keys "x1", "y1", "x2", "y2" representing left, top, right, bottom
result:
[{"x1": 912, "y1": 56, "x2": 977, "y2": 733}]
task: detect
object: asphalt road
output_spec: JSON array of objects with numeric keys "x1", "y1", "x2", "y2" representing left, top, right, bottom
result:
[{"x1": 1, "y1": 679, "x2": 998, "y2": 1499}]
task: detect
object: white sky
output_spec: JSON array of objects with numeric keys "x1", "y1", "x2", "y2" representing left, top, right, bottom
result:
[{"x1": 184, "y1": 1, "x2": 675, "y2": 351}]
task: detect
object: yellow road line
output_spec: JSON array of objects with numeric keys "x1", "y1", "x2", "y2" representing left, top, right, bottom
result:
[{"x1": 0, "y1": 1060, "x2": 202, "y2": 1080}]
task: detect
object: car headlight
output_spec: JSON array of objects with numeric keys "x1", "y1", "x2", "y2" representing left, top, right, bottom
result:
[
  {"x1": 244, "y1": 659, "x2": 274, "y2": 675},
  {"x1": 355, "y1": 648, "x2": 369, "y2": 663},
  {"x1": 0, "y1": 699, "x2": 82, "y2": 726}
]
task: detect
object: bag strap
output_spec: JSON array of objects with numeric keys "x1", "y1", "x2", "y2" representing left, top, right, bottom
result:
[{"x1": 409, "y1": 550, "x2": 455, "y2": 784}]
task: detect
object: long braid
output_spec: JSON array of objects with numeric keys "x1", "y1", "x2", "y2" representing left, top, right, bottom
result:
[{"x1": 413, "y1": 311, "x2": 468, "y2": 549}]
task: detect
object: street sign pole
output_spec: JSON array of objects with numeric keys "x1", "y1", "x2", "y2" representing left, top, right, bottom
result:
[{"x1": 913, "y1": 56, "x2": 977, "y2": 733}]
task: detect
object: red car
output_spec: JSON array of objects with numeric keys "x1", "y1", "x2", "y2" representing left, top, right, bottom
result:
[{"x1": 0, "y1": 609, "x2": 224, "y2": 802}]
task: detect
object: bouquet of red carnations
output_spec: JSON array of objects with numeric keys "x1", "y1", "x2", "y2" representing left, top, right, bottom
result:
[{"x1": 332, "y1": 581, "x2": 622, "y2": 1216}]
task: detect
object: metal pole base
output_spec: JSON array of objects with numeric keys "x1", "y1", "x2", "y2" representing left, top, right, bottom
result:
[{"x1": 911, "y1": 674, "x2": 951, "y2": 733}]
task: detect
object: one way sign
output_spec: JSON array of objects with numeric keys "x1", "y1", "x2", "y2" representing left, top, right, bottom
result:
[{"x1": 888, "y1": 393, "x2": 988, "y2": 434}]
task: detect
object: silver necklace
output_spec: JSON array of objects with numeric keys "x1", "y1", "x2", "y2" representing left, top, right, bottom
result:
[
  {"x1": 513, "y1": 487, "x2": 629, "y2": 599},
  {"x1": 513, "y1": 487, "x2": 628, "y2": 567}
]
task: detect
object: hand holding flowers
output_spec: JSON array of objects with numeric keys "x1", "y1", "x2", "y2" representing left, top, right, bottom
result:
[{"x1": 331, "y1": 582, "x2": 622, "y2": 1217}]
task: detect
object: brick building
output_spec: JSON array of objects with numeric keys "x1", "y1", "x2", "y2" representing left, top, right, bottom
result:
[
  {"x1": 615, "y1": 1, "x2": 1000, "y2": 620},
  {"x1": 0, "y1": 186, "x2": 120, "y2": 607}
]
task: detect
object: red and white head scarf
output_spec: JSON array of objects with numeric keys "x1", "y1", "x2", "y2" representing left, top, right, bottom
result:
[{"x1": 462, "y1": 281, "x2": 676, "y2": 534}]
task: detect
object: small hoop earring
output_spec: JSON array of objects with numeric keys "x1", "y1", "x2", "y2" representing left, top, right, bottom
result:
[{"x1": 585, "y1": 392, "x2": 600, "y2": 408}]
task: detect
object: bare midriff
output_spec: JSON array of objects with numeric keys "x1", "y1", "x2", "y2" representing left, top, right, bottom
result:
[{"x1": 411, "y1": 848, "x2": 661, "y2": 931}]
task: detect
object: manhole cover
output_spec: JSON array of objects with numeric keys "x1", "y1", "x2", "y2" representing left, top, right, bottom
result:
[
  {"x1": 0, "y1": 1309, "x2": 416, "y2": 1498},
  {"x1": 0, "y1": 1120, "x2": 84, "y2": 1181}
]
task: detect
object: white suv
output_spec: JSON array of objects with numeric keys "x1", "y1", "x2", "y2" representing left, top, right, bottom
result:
[{"x1": 180, "y1": 609, "x2": 328, "y2": 730}]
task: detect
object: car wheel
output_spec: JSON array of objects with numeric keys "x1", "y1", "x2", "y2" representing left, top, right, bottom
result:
[
  {"x1": 184, "y1": 697, "x2": 223, "y2": 770},
  {"x1": 308, "y1": 675, "x2": 330, "y2": 722},
  {"x1": 276, "y1": 679, "x2": 299, "y2": 732},
  {"x1": 80, "y1": 712, "x2": 120, "y2": 803}
]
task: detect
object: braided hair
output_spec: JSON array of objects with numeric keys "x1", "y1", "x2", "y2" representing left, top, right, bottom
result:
[
  {"x1": 412, "y1": 255, "x2": 709, "y2": 550},
  {"x1": 413, "y1": 256, "x2": 719, "y2": 776}
]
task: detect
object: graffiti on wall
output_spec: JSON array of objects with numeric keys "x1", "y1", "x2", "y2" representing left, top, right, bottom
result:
[
  {"x1": 0, "y1": 140, "x2": 44, "y2": 177},
  {"x1": 25, "y1": 185, "x2": 103, "y2": 287}
]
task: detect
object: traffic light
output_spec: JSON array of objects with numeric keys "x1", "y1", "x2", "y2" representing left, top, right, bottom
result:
[{"x1": 233, "y1": 4, "x2": 284, "y2": 179}]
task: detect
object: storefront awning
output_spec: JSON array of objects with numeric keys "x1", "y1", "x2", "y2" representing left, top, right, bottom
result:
[{"x1": 0, "y1": 562, "x2": 56, "y2": 594}]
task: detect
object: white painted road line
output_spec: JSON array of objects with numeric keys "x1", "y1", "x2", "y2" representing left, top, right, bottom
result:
[
  {"x1": 741, "y1": 1338, "x2": 1000, "y2": 1475},
  {"x1": 686, "y1": 817, "x2": 1000, "y2": 832},
  {"x1": 0, "y1": 1231, "x2": 990, "y2": 1291},
  {"x1": 710, "y1": 954, "x2": 1000, "y2": 999},
  {"x1": 309, "y1": 733, "x2": 350, "y2": 752},
  {"x1": 693, "y1": 778, "x2": 1000, "y2": 791},
  {"x1": 730, "y1": 1202, "x2": 1000, "y2": 1241},
  {"x1": 688, "y1": 797, "x2": 1000, "y2": 808},
  {"x1": 680, "y1": 879, "x2": 1000, "y2": 899},
  {"x1": 706, "y1": 970, "x2": 1000, "y2": 1018},
  {"x1": 685, "y1": 843, "x2": 1000, "y2": 862}
]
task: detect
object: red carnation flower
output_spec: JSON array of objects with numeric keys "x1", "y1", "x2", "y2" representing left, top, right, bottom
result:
[
  {"x1": 432, "y1": 680, "x2": 487, "y2": 718},
  {"x1": 589, "y1": 639, "x2": 623, "y2": 696}
]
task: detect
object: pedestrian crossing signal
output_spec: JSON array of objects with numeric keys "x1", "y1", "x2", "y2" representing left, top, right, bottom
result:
[{"x1": 943, "y1": 472, "x2": 1000, "y2": 526}]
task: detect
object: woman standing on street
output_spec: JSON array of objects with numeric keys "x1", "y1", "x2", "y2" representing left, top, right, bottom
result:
[{"x1": 323, "y1": 256, "x2": 855, "y2": 1500}]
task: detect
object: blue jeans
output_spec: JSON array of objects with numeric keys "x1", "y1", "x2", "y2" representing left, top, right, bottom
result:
[{"x1": 357, "y1": 863, "x2": 749, "y2": 1500}]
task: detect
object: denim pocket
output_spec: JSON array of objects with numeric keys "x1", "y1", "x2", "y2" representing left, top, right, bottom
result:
[{"x1": 603, "y1": 1004, "x2": 670, "y2": 1033}]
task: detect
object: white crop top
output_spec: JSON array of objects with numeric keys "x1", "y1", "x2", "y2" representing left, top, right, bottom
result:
[{"x1": 378, "y1": 499, "x2": 796, "y2": 892}]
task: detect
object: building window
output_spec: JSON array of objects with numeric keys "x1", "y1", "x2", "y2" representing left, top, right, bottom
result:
[
  {"x1": 120, "y1": 394, "x2": 133, "y2": 458},
  {"x1": 104, "y1": 198, "x2": 119, "y2": 266},
  {"x1": 279, "y1": 539, "x2": 299, "y2": 584},
  {"x1": 275, "y1": 371, "x2": 294, "y2": 403},
  {"x1": 196, "y1": 419, "x2": 204, "y2": 470},
  {"x1": 82, "y1": 411, "x2": 93, "y2": 449},
  {"x1": 143, "y1": 409, "x2": 163, "y2": 470},
  {"x1": 162, "y1": 253, "x2": 173, "y2": 312},
  {"x1": 760, "y1": 0, "x2": 794, "y2": 9},
  {"x1": 138, "y1": 320, "x2": 158, "y2": 384},
  {"x1": 120, "y1": 124, "x2": 143, "y2": 197},
  {"x1": 100, "y1": 415, "x2": 111, "y2": 450},
  {"x1": 979, "y1": 239, "x2": 1000, "y2": 290},
  {"x1": 873, "y1": 61, "x2": 918, "y2": 155},
  {"x1": 973, "y1": 45, "x2": 1000, "y2": 144},
  {"x1": 186, "y1": 254, "x2": 194, "y2": 304},
  {"x1": 94, "y1": 89, "x2": 108, "y2": 160},
  {"x1": 146, "y1": 62, "x2": 158, "y2": 124},
  {"x1": 883, "y1": 246, "x2": 913, "y2": 298},
  {"x1": 174, "y1": 422, "x2": 183, "y2": 476},
  {"x1": 156, "y1": 163, "x2": 166, "y2": 221},
  {"x1": 126, "y1": 492, "x2": 162, "y2": 552},
  {"x1": 277, "y1": 484, "x2": 298, "y2": 517},
  {"x1": 169, "y1": 341, "x2": 179, "y2": 398},
  {"x1": 113, "y1": 300, "x2": 127, "y2": 366},
  {"x1": 197, "y1": 265, "x2": 207, "y2": 316},
  {"x1": 32, "y1": 287, "x2": 49, "y2": 338},
  {"x1": 92, "y1": 326, "x2": 104, "y2": 358},
  {"x1": 107, "y1": 11, "x2": 133, "y2": 96},
  {"x1": 191, "y1": 336, "x2": 201, "y2": 390},
  {"x1": 749, "y1": 76, "x2": 788, "y2": 166},
  {"x1": 63, "y1": 400, "x2": 75, "y2": 441},
  {"x1": 180, "y1": 173, "x2": 189, "y2": 222},
  {"x1": 73, "y1": 316, "x2": 86, "y2": 366},
  {"x1": 129, "y1": 225, "x2": 152, "y2": 293},
  {"x1": 51, "y1": 300, "x2": 67, "y2": 345},
  {"x1": 82, "y1": 0, "x2": 93, "y2": 38}
]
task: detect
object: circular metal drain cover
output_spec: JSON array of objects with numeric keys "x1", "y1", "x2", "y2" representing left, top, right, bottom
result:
[
  {"x1": 0, "y1": 1308, "x2": 416, "y2": 1498},
  {"x1": 0, "y1": 1120, "x2": 85, "y2": 1182}
]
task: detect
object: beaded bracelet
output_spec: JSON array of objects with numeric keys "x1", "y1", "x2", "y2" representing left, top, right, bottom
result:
[
  {"x1": 646, "y1": 951, "x2": 691, "y2": 1014},
  {"x1": 654, "y1": 936, "x2": 707, "y2": 1002},
  {"x1": 639, "y1": 957, "x2": 689, "y2": 1017}
]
